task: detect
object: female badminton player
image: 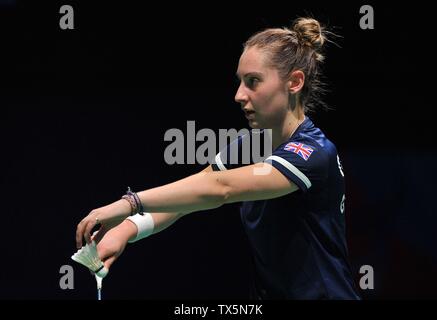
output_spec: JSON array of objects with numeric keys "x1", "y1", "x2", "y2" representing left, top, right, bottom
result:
[{"x1": 76, "y1": 17, "x2": 361, "y2": 299}]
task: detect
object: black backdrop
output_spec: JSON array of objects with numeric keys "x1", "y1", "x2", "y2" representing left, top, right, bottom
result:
[{"x1": 1, "y1": 1, "x2": 436, "y2": 300}]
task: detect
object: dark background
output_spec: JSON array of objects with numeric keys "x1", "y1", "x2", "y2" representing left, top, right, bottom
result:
[{"x1": 1, "y1": 0, "x2": 436, "y2": 299}]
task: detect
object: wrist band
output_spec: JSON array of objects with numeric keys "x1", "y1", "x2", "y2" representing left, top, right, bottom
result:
[
  {"x1": 126, "y1": 213, "x2": 154, "y2": 243},
  {"x1": 122, "y1": 187, "x2": 144, "y2": 216}
]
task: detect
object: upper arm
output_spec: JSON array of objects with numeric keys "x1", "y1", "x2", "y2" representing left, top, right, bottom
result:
[
  {"x1": 211, "y1": 162, "x2": 299, "y2": 203},
  {"x1": 201, "y1": 165, "x2": 213, "y2": 173}
]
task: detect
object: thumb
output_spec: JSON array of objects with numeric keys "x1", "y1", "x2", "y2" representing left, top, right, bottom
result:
[
  {"x1": 103, "y1": 256, "x2": 117, "y2": 270},
  {"x1": 97, "y1": 243, "x2": 113, "y2": 262},
  {"x1": 97, "y1": 244, "x2": 119, "y2": 270}
]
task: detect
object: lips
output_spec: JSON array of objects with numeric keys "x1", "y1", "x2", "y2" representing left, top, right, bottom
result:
[{"x1": 244, "y1": 110, "x2": 255, "y2": 118}]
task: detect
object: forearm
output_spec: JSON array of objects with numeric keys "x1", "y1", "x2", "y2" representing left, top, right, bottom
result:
[
  {"x1": 149, "y1": 212, "x2": 184, "y2": 234},
  {"x1": 120, "y1": 212, "x2": 185, "y2": 242},
  {"x1": 137, "y1": 172, "x2": 228, "y2": 214}
]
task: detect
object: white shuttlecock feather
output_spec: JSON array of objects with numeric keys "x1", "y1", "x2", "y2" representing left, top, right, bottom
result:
[{"x1": 71, "y1": 241, "x2": 109, "y2": 282}]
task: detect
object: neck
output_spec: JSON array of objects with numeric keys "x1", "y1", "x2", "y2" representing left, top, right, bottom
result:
[{"x1": 271, "y1": 109, "x2": 305, "y2": 150}]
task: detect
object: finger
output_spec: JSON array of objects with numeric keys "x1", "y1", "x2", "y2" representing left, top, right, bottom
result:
[
  {"x1": 84, "y1": 218, "x2": 98, "y2": 244},
  {"x1": 91, "y1": 226, "x2": 107, "y2": 244},
  {"x1": 76, "y1": 220, "x2": 86, "y2": 248},
  {"x1": 90, "y1": 230, "x2": 98, "y2": 241}
]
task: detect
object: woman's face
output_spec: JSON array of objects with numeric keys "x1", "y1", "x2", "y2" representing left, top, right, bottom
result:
[{"x1": 235, "y1": 47, "x2": 290, "y2": 129}]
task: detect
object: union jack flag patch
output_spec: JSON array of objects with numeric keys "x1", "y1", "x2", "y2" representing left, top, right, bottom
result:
[{"x1": 284, "y1": 142, "x2": 314, "y2": 161}]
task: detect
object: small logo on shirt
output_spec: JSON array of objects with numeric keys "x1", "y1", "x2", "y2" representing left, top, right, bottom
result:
[{"x1": 284, "y1": 142, "x2": 314, "y2": 161}]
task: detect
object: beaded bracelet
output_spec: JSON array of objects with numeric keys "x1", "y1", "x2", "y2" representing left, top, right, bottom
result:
[{"x1": 121, "y1": 187, "x2": 144, "y2": 216}]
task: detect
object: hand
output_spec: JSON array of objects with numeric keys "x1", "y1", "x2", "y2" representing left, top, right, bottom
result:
[
  {"x1": 94, "y1": 220, "x2": 137, "y2": 270},
  {"x1": 76, "y1": 199, "x2": 131, "y2": 248}
]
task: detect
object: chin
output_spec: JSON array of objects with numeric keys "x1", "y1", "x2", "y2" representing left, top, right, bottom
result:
[
  {"x1": 248, "y1": 121, "x2": 259, "y2": 129},
  {"x1": 248, "y1": 119, "x2": 267, "y2": 129}
]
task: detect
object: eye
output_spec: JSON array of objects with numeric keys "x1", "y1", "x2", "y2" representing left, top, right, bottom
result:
[{"x1": 246, "y1": 77, "x2": 260, "y2": 88}]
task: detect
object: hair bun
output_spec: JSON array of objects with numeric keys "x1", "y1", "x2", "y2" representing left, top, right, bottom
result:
[{"x1": 292, "y1": 17, "x2": 326, "y2": 52}]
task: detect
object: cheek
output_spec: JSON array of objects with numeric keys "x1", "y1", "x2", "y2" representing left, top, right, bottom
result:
[{"x1": 254, "y1": 88, "x2": 289, "y2": 114}]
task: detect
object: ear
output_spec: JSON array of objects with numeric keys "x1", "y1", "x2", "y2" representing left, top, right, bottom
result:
[{"x1": 287, "y1": 70, "x2": 305, "y2": 94}]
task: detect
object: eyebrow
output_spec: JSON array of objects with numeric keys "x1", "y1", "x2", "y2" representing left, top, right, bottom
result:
[{"x1": 235, "y1": 72, "x2": 264, "y2": 80}]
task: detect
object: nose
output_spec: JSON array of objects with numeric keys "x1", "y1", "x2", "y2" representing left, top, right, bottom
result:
[{"x1": 235, "y1": 82, "x2": 248, "y2": 105}]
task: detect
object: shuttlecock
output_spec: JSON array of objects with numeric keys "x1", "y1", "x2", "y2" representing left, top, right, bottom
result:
[{"x1": 71, "y1": 241, "x2": 109, "y2": 280}]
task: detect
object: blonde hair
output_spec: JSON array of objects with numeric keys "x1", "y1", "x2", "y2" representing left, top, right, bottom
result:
[{"x1": 244, "y1": 17, "x2": 331, "y2": 112}]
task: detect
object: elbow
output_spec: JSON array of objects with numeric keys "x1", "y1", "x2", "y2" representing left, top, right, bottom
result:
[
  {"x1": 214, "y1": 176, "x2": 233, "y2": 206},
  {"x1": 209, "y1": 185, "x2": 232, "y2": 208},
  {"x1": 201, "y1": 173, "x2": 233, "y2": 208},
  {"x1": 220, "y1": 184, "x2": 233, "y2": 204},
  {"x1": 200, "y1": 186, "x2": 230, "y2": 209}
]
